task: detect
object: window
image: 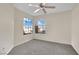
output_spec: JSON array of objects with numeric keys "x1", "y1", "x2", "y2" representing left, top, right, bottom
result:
[
  {"x1": 23, "y1": 18, "x2": 32, "y2": 35},
  {"x1": 35, "y1": 19, "x2": 46, "y2": 34}
]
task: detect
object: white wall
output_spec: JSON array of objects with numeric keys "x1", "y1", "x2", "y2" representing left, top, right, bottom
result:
[
  {"x1": 0, "y1": 4, "x2": 34, "y2": 54},
  {"x1": 72, "y1": 4, "x2": 79, "y2": 54},
  {"x1": 0, "y1": 4, "x2": 14, "y2": 54},
  {"x1": 34, "y1": 11, "x2": 72, "y2": 45},
  {"x1": 14, "y1": 8, "x2": 34, "y2": 47}
]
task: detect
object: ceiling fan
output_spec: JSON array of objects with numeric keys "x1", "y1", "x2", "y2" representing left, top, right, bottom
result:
[{"x1": 28, "y1": 3, "x2": 55, "y2": 14}]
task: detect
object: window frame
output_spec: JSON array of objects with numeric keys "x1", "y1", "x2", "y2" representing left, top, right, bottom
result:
[
  {"x1": 35, "y1": 19, "x2": 46, "y2": 34},
  {"x1": 23, "y1": 18, "x2": 33, "y2": 35}
]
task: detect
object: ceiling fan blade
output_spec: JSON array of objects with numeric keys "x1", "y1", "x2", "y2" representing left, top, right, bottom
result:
[
  {"x1": 28, "y1": 4, "x2": 39, "y2": 7},
  {"x1": 42, "y1": 8, "x2": 46, "y2": 13},
  {"x1": 34, "y1": 8, "x2": 41, "y2": 13},
  {"x1": 44, "y1": 6, "x2": 55, "y2": 8}
]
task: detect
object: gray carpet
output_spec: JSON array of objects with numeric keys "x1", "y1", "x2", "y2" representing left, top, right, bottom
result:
[{"x1": 8, "y1": 39, "x2": 78, "y2": 55}]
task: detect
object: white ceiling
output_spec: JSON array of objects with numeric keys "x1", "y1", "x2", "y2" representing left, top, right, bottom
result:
[{"x1": 14, "y1": 3, "x2": 76, "y2": 16}]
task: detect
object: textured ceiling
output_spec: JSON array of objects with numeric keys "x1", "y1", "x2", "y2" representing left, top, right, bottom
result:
[{"x1": 14, "y1": 3, "x2": 76, "y2": 16}]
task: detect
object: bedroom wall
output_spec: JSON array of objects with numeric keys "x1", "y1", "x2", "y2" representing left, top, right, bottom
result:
[
  {"x1": 14, "y1": 8, "x2": 34, "y2": 47},
  {"x1": 0, "y1": 4, "x2": 34, "y2": 54},
  {"x1": 34, "y1": 11, "x2": 72, "y2": 45},
  {"x1": 0, "y1": 4, "x2": 14, "y2": 54},
  {"x1": 72, "y1": 4, "x2": 79, "y2": 54}
]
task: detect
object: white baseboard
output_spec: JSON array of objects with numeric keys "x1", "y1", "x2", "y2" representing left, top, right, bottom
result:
[
  {"x1": 72, "y1": 44, "x2": 79, "y2": 55},
  {"x1": 6, "y1": 46, "x2": 13, "y2": 55},
  {"x1": 35, "y1": 39, "x2": 71, "y2": 45},
  {"x1": 14, "y1": 39, "x2": 32, "y2": 48}
]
